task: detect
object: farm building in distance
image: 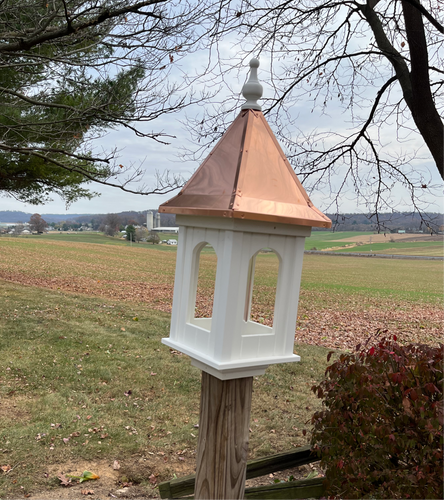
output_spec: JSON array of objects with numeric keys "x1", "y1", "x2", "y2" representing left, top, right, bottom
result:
[{"x1": 152, "y1": 227, "x2": 179, "y2": 233}]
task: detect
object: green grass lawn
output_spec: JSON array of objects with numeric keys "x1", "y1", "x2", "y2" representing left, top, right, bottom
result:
[
  {"x1": 8, "y1": 230, "x2": 441, "y2": 257},
  {"x1": 332, "y1": 241, "x2": 443, "y2": 256},
  {"x1": 27, "y1": 232, "x2": 129, "y2": 245},
  {"x1": 305, "y1": 231, "x2": 443, "y2": 256},
  {"x1": 6, "y1": 231, "x2": 180, "y2": 252},
  {"x1": 304, "y1": 231, "x2": 371, "y2": 250},
  {"x1": 301, "y1": 254, "x2": 442, "y2": 303},
  {"x1": 0, "y1": 280, "x2": 331, "y2": 498}
]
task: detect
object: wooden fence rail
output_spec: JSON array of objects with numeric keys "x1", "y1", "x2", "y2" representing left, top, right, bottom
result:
[{"x1": 158, "y1": 445, "x2": 324, "y2": 499}]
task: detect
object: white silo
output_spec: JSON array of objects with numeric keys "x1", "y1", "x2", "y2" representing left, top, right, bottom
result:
[{"x1": 147, "y1": 211, "x2": 153, "y2": 231}]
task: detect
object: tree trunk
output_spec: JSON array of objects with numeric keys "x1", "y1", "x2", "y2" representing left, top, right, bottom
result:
[{"x1": 402, "y1": 0, "x2": 444, "y2": 179}]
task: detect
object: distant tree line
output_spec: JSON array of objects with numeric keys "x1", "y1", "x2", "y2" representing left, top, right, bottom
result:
[
  {"x1": 72, "y1": 210, "x2": 176, "y2": 230},
  {"x1": 0, "y1": 210, "x2": 169, "y2": 242},
  {"x1": 321, "y1": 212, "x2": 444, "y2": 233},
  {"x1": 2, "y1": 210, "x2": 442, "y2": 234},
  {"x1": 0, "y1": 210, "x2": 177, "y2": 231},
  {"x1": 42, "y1": 211, "x2": 168, "y2": 242}
]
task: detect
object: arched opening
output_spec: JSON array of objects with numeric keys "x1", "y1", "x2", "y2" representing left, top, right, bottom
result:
[
  {"x1": 244, "y1": 249, "x2": 280, "y2": 328},
  {"x1": 188, "y1": 241, "x2": 217, "y2": 331}
]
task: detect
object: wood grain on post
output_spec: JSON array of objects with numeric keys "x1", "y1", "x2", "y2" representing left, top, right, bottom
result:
[{"x1": 195, "y1": 372, "x2": 253, "y2": 500}]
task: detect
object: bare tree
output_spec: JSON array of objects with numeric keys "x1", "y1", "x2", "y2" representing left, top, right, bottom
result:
[
  {"x1": 147, "y1": 231, "x2": 160, "y2": 244},
  {"x1": 187, "y1": 0, "x2": 443, "y2": 229},
  {"x1": 135, "y1": 226, "x2": 149, "y2": 242},
  {"x1": 12, "y1": 223, "x2": 24, "y2": 236},
  {"x1": 29, "y1": 213, "x2": 47, "y2": 233},
  {"x1": 0, "y1": 0, "x2": 219, "y2": 205},
  {"x1": 103, "y1": 213, "x2": 121, "y2": 236}
]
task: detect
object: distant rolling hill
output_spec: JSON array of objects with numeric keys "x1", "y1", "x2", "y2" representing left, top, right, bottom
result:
[{"x1": 0, "y1": 211, "x2": 92, "y2": 223}]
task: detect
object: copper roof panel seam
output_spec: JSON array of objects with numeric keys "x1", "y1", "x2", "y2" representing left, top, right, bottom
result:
[
  {"x1": 237, "y1": 111, "x2": 298, "y2": 205},
  {"x1": 234, "y1": 110, "x2": 257, "y2": 202},
  {"x1": 229, "y1": 111, "x2": 251, "y2": 210}
]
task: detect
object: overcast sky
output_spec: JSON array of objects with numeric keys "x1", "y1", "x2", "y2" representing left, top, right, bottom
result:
[{"x1": 1, "y1": 52, "x2": 442, "y2": 217}]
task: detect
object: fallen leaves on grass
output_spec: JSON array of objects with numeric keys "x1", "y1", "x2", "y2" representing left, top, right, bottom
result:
[
  {"x1": 0, "y1": 270, "x2": 174, "y2": 312},
  {"x1": 295, "y1": 298, "x2": 443, "y2": 350},
  {"x1": 1, "y1": 465, "x2": 11, "y2": 473},
  {"x1": 1, "y1": 255, "x2": 441, "y2": 351},
  {"x1": 119, "y1": 481, "x2": 133, "y2": 488},
  {"x1": 58, "y1": 474, "x2": 72, "y2": 487}
]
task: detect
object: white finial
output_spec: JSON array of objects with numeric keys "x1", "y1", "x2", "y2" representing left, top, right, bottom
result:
[{"x1": 241, "y1": 58, "x2": 263, "y2": 111}]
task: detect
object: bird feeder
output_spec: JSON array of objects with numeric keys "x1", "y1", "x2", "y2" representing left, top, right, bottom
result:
[{"x1": 160, "y1": 59, "x2": 331, "y2": 380}]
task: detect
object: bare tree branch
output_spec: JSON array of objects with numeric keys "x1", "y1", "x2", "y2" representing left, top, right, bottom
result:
[
  {"x1": 0, "y1": 0, "x2": 220, "y2": 205},
  {"x1": 0, "y1": 1, "x2": 165, "y2": 52},
  {"x1": 183, "y1": 0, "x2": 442, "y2": 230}
]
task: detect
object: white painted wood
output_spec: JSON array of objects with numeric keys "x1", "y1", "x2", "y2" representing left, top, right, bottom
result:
[
  {"x1": 176, "y1": 215, "x2": 311, "y2": 238},
  {"x1": 241, "y1": 58, "x2": 263, "y2": 111},
  {"x1": 162, "y1": 215, "x2": 306, "y2": 379}
]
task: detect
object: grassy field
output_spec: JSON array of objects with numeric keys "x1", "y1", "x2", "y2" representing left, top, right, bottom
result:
[
  {"x1": 0, "y1": 234, "x2": 441, "y2": 303},
  {"x1": 5, "y1": 229, "x2": 441, "y2": 256},
  {"x1": 302, "y1": 254, "x2": 442, "y2": 302},
  {"x1": 0, "y1": 234, "x2": 442, "y2": 498},
  {"x1": 36, "y1": 232, "x2": 130, "y2": 246},
  {"x1": 0, "y1": 279, "x2": 330, "y2": 498},
  {"x1": 306, "y1": 230, "x2": 443, "y2": 256},
  {"x1": 8, "y1": 231, "x2": 180, "y2": 252},
  {"x1": 305, "y1": 231, "x2": 371, "y2": 250},
  {"x1": 331, "y1": 241, "x2": 443, "y2": 256}
]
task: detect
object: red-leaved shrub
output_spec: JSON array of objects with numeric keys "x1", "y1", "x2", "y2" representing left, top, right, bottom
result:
[{"x1": 311, "y1": 335, "x2": 443, "y2": 499}]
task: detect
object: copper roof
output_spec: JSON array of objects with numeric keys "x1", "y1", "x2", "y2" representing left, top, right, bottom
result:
[{"x1": 159, "y1": 109, "x2": 331, "y2": 228}]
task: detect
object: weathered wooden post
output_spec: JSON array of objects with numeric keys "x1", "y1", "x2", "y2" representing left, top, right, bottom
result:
[{"x1": 159, "y1": 59, "x2": 331, "y2": 499}]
